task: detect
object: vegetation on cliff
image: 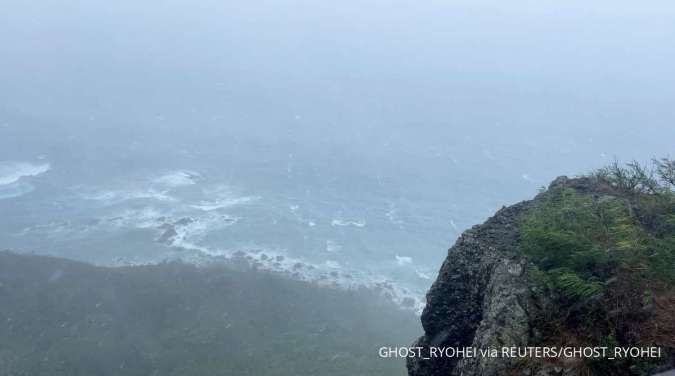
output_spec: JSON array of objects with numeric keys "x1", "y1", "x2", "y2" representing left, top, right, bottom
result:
[{"x1": 520, "y1": 158, "x2": 675, "y2": 375}]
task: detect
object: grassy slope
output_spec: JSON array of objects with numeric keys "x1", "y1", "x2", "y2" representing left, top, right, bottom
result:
[{"x1": 0, "y1": 252, "x2": 419, "y2": 376}]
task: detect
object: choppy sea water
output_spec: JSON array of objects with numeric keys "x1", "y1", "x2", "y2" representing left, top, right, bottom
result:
[
  {"x1": 0, "y1": 130, "x2": 626, "y2": 313},
  {"x1": 1, "y1": 153, "x2": 478, "y2": 313}
]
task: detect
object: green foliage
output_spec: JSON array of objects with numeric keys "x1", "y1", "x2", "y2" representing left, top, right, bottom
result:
[
  {"x1": 520, "y1": 188, "x2": 631, "y2": 304},
  {"x1": 520, "y1": 159, "x2": 675, "y2": 375},
  {"x1": 523, "y1": 161, "x2": 675, "y2": 296},
  {"x1": 548, "y1": 267, "x2": 604, "y2": 301},
  {"x1": 654, "y1": 157, "x2": 675, "y2": 188}
]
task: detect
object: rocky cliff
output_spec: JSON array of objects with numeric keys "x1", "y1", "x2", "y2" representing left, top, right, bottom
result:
[
  {"x1": 408, "y1": 175, "x2": 675, "y2": 376},
  {"x1": 407, "y1": 195, "x2": 537, "y2": 376}
]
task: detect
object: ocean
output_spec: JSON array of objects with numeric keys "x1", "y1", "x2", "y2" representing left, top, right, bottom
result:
[{"x1": 2, "y1": 118, "x2": 666, "y2": 313}]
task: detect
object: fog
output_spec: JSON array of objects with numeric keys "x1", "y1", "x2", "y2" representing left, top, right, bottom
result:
[
  {"x1": 0, "y1": 1, "x2": 674, "y2": 373},
  {"x1": 0, "y1": 0, "x2": 675, "y2": 376}
]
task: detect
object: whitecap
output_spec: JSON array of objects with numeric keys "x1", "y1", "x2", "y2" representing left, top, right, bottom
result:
[
  {"x1": 331, "y1": 219, "x2": 366, "y2": 228},
  {"x1": 18, "y1": 220, "x2": 71, "y2": 236},
  {"x1": 82, "y1": 189, "x2": 175, "y2": 204},
  {"x1": 159, "y1": 241, "x2": 427, "y2": 314},
  {"x1": 288, "y1": 204, "x2": 315, "y2": 227},
  {"x1": 153, "y1": 170, "x2": 201, "y2": 187},
  {"x1": 190, "y1": 196, "x2": 257, "y2": 211},
  {"x1": 386, "y1": 203, "x2": 404, "y2": 226},
  {"x1": 449, "y1": 219, "x2": 458, "y2": 231},
  {"x1": 395, "y1": 255, "x2": 413, "y2": 265},
  {"x1": 107, "y1": 207, "x2": 165, "y2": 229},
  {"x1": 416, "y1": 270, "x2": 432, "y2": 280},
  {"x1": 0, "y1": 182, "x2": 35, "y2": 200},
  {"x1": 324, "y1": 260, "x2": 341, "y2": 269},
  {"x1": 171, "y1": 213, "x2": 239, "y2": 241},
  {"x1": 168, "y1": 237, "x2": 211, "y2": 254},
  {"x1": 325, "y1": 240, "x2": 342, "y2": 253},
  {"x1": 17, "y1": 217, "x2": 107, "y2": 238},
  {"x1": 0, "y1": 161, "x2": 51, "y2": 186}
]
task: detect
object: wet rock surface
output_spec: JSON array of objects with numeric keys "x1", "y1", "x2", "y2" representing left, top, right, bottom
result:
[{"x1": 407, "y1": 199, "x2": 537, "y2": 376}]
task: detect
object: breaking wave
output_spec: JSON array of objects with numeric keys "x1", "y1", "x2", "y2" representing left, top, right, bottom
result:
[
  {"x1": 152, "y1": 170, "x2": 202, "y2": 187},
  {"x1": 0, "y1": 161, "x2": 51, "y2": 200},
  {"x1": 190, "y1": 196, "x2": 258, "y2": 211},
  {"x1": 81, "y1": 189, "x2": 176, "y2": 205},
  {"x1": 0, "y1": 161, "x2": 51, "y2": 186},
  {"x1": 331, "y1": 218, "x2": 366, "y2": 228}
]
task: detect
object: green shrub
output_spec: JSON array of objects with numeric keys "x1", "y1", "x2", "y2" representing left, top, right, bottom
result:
[{"x1": 519, "y1": 159, "x2": 675, "y2": 375}]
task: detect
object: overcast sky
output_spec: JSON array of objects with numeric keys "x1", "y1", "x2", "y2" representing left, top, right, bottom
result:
[{"x1": 1, "y1": 0, "x2": 673, "y2": 170}]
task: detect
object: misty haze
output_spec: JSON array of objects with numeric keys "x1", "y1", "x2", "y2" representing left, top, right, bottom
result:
[{"x1": 1, "y1": 1, "x2": 674, "y2": 375}]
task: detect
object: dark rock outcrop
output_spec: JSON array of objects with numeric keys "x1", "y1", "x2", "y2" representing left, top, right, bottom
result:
[
  {"x1": 408, "y1": 175, "x2": 675, "y2": 376},
  {"x1": 407, "y1": 198, "x2": 538, "y2": 376},
  {"x1": 407, "y1": 177, "x2": 602, "y2": 376}
]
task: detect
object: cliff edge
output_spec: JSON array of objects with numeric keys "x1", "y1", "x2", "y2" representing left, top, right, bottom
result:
[
  {"x1": 409, "y1": 171, "x2": 675, "y2": 376},
  {"x1": 407, "y1": 193, "x2": 537, "y2": 376}
]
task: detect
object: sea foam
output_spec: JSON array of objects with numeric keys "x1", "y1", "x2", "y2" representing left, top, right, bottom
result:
[
  {"x1": 0, "y1": 161, "x2": 51, "y2": 186},
  {"x1": 331, "y1": 218, "x2": 366, "y2": 228},
  {"x1": 153, "y1": 170, "x2": 201, "y2": 187}
]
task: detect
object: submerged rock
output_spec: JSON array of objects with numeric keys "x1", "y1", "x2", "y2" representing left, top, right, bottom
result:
[{"x1": 156, "y1": 226, "x2": 178, "y2": 244}]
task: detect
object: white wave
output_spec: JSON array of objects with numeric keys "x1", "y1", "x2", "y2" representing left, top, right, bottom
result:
[
  {"x1": 81, "y1": 192, "x2": 425, "y2": 313},
  {"x1": 0, "y1": 182, "x2": 35, "y2": 200},
  {"x1": 325, "y1": 240, "x2": 342, "y2": 253},
  {"x1": 395, "y1": 255, "x2": 413, "y2": 266},
  {"x1": 189, "y1": 184, "x2": 259, "y2": 211},
  {"x1": 449, "y1": 219, "x2": 458, "y2": 231},
  {"x1": 170, "y1": 213, "x2": 239, "y2": 244},
  {"x1": 35, "y1": 201, "x2": 414, "y2": 306},
  {"x1": 82, "y1": 189, "x2": 175, "y2": 204},
  {"x1": 190, "y1": 196, "x2": 257, "y2": 211},
  {"x1": 288, "y1": 204, "x2": 316, "y2": 227},
  {"x1": 163, "y1": 239, "x2": 427, "y2": 314},
  {"x1": 324, "y1": 260, "x2": 341, "y2": 269},
  {"x1": 18, "y1": 220, "x2": 71, "y2": 236},
  {"x1": 0, "y1": 161, "x2": 51, "y2": 186},
  {"x1": 416, "y1": 270, "x2": 432, "y2": 280},
  {"x1": 386, "y1": 203, "x2": 404, "y2": 226},
  {"x1": 153, "y1": 170, "x2": 201, "y2": 187},
  {"x1": 168, "y1": 237, "x2": 211, "y2": 255},
  {"x1": 331, "y1": 219, "x2": 366, "y2": 228},
  {"x1": 107, "y1": 207, "x2": 166, "y2": 228}
]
